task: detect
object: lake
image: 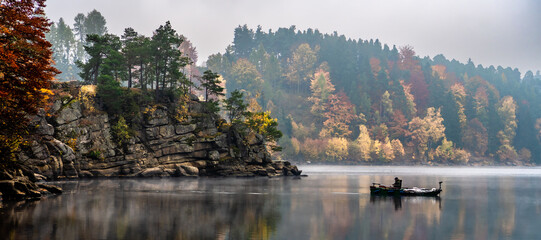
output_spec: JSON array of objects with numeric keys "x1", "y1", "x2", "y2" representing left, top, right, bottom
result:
[{"x1": 1, "y1": 166, "x2": 541, "y2": 240}]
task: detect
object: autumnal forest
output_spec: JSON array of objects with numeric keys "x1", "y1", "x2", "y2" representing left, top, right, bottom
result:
[
  {"x1": 42, "y1": 14, "x2": 541, "y2": 165},
  {"x1": 205, "y1": 25, "x2": 541, "y2": 165}
]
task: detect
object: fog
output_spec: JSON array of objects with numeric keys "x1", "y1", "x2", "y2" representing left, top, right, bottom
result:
[{"x1": 45, "y1": 0, "x2": 540, "y2": 73}]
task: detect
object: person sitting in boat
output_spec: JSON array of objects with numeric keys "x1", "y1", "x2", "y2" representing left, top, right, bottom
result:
[{"x1": 393, "y1": 177, "x2": 402, "y2": 189}]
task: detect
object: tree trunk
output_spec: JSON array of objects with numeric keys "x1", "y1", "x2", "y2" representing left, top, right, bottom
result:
[
  {"x1": 140, "y1": 60, "x2": 145, "y2": 90},
  {"x1": 128, "y1": 65, "x2": 132, "y2": 89},
  {"x1": 162, "y1": 60, "x2": 167, "y2": 90},
  {"x1": 155, "y1": 59, "x2": 159, "y2": 91}
]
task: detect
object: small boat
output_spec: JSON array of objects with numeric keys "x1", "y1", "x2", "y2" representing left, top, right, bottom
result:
[{"x1": 370, "y1": 179, "x2": 443, "y2": 197}]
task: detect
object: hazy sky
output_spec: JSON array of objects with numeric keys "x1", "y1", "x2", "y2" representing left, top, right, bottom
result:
[{"x1": 45, "y1": 0, "x2": 541, "y2": 73}]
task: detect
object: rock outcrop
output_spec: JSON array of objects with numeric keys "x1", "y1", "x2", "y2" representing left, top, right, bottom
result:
[
  {"x1": 17, "y1": 82, "x2": 301, "y2": 181},
  {"x1": 0, "y1": 164, "x2": 62, "y2": 201}
]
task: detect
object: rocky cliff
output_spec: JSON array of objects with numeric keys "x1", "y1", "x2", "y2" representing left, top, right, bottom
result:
[{"x1": 18, "y1": 82, "x2": 300, "y2": 180}]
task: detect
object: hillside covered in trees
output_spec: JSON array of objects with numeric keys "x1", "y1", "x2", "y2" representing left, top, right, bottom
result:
[
  {"x1": 206, "y1": 25, "x2": 541, "y2": 165},
  {"x1": 44, "y1": 11, "x2": 283, "y2": 162}
]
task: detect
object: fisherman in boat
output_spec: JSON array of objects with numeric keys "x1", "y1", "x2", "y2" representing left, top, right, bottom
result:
[{"x1": 392, "y1": 177, "x2": 402, "y2": 189}]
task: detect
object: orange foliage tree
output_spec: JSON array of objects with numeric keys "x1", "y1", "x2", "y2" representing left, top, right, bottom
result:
[
  {"x1": 369, "y1": 57, "x2": 381, "y2": 79},
  {"x1": 0, "y1": 0, "x2": 59, "y2": 161},
  {"x1": 320, "y1": 92, "x2": 357, "y2": 138}
]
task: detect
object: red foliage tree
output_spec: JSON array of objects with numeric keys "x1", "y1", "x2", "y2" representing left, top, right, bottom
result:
[
  {"x1": 410, "y1": 69, "x2": 429, "y2": 112},
  {"x1": 398, "y1": 45, "x2": 417, "y2": 71},
  {"x1": 369, "y1": 57, "x2": 381, "y2": 79},
  {"x1": 463, "y1": 118, "x2": 488, "y2": 156},
  {"x1": 388, "y1": 110, "x2": 409, "y2": 141},
  {"x1": 397, "y1": 45, "x2": 428, "y2": 113},
  {"x1": 0, "y1": 0, "x2": 59, "y2": 161}
]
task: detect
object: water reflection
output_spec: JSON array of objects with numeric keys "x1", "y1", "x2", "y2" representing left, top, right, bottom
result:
[
  {"x1": 0, "y1": 179, "x2": 282, "y2": 240},
  {"x1": 1, "y1": 167, "x2": 541, "y2": 240},
  {"x1": 370, "y1": 195, "x2": 403, "y2": 210},
  {"x1": 369, "y1": 195, "x2": 442, "y2": 211}
]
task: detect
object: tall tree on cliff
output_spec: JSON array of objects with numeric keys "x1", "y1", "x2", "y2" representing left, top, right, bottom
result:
[
  {"x1": 224, "y1": 89, "x2": 248, "y2": 123},
  {"x1": 0, "y1": 0, "x2": 59, "y2": 162},
  {"x1": 78, "y1": 34, "x2": 122, "y2": 85},
  {"x1": 151, "y1": 21, "x2": 189, "y2": 91},
  {"x1": 200, "y1": 70, "x2": 224, "y2": 102},
  {"x1": 121, "y1": 27, "x2": 139, "y2": 88}
]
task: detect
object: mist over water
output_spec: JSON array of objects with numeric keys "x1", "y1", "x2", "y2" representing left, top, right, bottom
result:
[
  {"x1": 2, "y1": 166, "x2": 541, "y2": 239},
  {"x1": 303, "y1": 165, "x2": 541, "y2": 176}
]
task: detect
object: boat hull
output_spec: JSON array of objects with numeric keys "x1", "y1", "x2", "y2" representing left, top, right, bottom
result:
[{"x1": 370, "y1": 186, "x2": 442, "y2": 197}]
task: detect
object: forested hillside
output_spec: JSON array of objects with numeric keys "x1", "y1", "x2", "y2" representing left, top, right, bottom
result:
[
  {"x1": 206, "y1": 25, "x2": 541, "y2": 165},
  {"x1": 44, "y1": 12, "x2": 283, "y2": 164}
]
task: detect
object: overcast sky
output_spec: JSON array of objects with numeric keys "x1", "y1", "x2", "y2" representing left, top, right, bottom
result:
[{"x1": 45, "y1": 0, "x2": 541, "y2": 74}]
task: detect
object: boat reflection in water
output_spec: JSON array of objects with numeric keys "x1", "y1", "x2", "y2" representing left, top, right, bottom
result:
[{"x1": 369, "y1": 195, "x2": 442, "y2": 211}]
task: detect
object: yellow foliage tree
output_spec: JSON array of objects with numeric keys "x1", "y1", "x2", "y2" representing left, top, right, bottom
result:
[
  {"x1": 429, "y1": 138, "x2": 470, "y2": 164},
  {"x1": 325, "y1": 137, "x2": 348, "y2": 162},
  {"x1": 381, "y1": 137, "x2": 395, "y2": 162},
  {"x1": 408, "y1": 107, "x2": 446, "y2": 161},
  {"x1": 290, "y1": 137, "x2": 300, "y2": 155},
  {"x1": 391, "y1": 139, "x2": 405, "y2": 160},
  {"x1": 308, "y1": 69, "x2": 335, "y2": 116},
  {"x1": 285, "y1": 43, "x2": 317, "y2": 93},
  {"x1": 355, "y1": 125, "x2": 372, "y2": 161},
  {"x1": 370, "y1": 140, "x2": 382, "y2": 160},
  {"x1": 244, "y1": 111, "x2": 282, "y2": 143},
  {"x1": 231, "y1": 58, "x2": 263, "y2": 92},
  {"x1": 496, "y1": 96, "x2": 518, "y2": 162}
]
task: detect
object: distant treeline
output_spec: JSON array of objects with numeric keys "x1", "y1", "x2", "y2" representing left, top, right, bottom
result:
[
  {"x1": 46, "y1": 10, "x2": 199, "y2": 88},
  {"x1": 46, "y1": 10, "x2": 202, "y2": 116},
  {"x1": 206, "y1": 25, "x2": 541, "y2": 165}
]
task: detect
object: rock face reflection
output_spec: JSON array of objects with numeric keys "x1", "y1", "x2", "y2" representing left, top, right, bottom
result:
[
  {"x1": 1, "y1": 167, "x2": 541, "y2": 240},
  {"x1": 0, "y1": 179, "x2": 282, "y2": 240}
]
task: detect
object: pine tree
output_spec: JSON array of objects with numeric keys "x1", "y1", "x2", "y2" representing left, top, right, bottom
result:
[
  {"x1": 224, "y1": 90, "x2": 248, "y2": 122},
  {"x1": 150, "y1": 21, "x2": 189, "y2": 92},
  {"x1": 46, "y1": 18, "x2": 79, "y2": 81},
  {"x1": 121, "y1": 27, "x2": 139, "y2": 88},
  {"x1": 78, "y1": 34, "x2": 122, "y2": 85},
  {"x1": 200, "y1": 70, "x2": 225, "y2": 102},
  {"x1": 84, "y1": 9, "x2": 107, "y2": 36}
]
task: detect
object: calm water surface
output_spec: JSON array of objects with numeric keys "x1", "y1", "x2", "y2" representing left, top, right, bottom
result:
[{"x1": 1, "y1": 166, "x2": 541, "y2": 240}]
